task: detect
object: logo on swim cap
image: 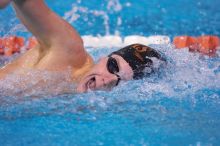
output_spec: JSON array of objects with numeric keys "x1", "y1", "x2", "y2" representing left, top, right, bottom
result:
[{"x1": 110, "y1": 43, "x2": 166, "y2": 79}]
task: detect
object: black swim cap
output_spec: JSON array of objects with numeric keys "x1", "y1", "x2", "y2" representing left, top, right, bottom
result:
[{"x1": 110, "y1": 44, "x2": 166, "y2": 79}]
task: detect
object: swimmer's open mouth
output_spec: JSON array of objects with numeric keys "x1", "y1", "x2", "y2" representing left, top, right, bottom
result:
[{"x1": 86, "y1": 77, "x2": 96, "y2": 90}]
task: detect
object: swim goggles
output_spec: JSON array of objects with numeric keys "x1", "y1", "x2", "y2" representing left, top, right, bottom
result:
[{"x1": 106, "y1": 56, "x2": 121, "y2": 86}]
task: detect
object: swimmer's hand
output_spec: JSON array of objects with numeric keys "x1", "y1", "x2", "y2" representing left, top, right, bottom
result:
[{"x1": 0, "y1": 0, "x2": 11, "y2": 9}]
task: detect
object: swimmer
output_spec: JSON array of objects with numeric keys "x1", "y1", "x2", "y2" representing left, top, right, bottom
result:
[{"x1": 0, "y1": 0, "x2": 166, "y2": 94}]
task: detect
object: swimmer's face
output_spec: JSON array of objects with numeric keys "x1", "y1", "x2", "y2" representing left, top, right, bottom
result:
[{"x1": 76, "y1": 54, "x2": 133, "y2": 93}]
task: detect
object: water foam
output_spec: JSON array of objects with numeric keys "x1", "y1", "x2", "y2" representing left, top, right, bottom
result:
[{"x1": 0, "y1": 68, "x2": 76, "y2": 98}]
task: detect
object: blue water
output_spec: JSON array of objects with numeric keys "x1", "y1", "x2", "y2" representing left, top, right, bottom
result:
[
  {"x1": 0, "y1": 0, "x2": 220, "y2": 146},
  {"x1": 0, "y1": 0, "x2": 220, "y2": 37}
]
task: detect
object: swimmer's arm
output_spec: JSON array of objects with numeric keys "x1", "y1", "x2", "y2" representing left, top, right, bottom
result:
[
  {"x1": 0, "y1": 0, "x2": 11, "y2": 8},
  {"x1": 12, "y1": 0, "x2": 87, "y2": 62}
]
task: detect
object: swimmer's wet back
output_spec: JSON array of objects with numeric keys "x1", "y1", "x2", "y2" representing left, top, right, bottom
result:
[{"x1": 110, "y1": 44, "x2": 166, "y2": 79}]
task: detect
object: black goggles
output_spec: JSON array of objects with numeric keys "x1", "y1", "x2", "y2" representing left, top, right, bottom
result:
[{"x1": 106, "y1": 56, "x2": 121, "y2": 86}]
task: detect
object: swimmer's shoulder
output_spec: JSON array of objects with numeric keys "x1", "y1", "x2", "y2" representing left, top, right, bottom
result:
[{"x1": 0, "y1": 44, "x2": 46, "y2": 80}]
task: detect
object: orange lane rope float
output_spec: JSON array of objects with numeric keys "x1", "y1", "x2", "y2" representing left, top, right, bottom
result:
[
  {"x1": 0, "y1": 36, "x2": 25, "y2": 56},
  {"x1": 0, "y1": 35, "x2": 219, "y2": 56},
  {"x1": 0, "y1": 36, "x2": 38, "y2": 56},
  {"x1": 173, "y1": 35, "x2": 220, "y2": 56}
]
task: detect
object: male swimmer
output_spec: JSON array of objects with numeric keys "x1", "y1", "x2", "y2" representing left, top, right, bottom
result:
[{"x1": 0, "y1": 0, "x2": 166, "y2": 94}]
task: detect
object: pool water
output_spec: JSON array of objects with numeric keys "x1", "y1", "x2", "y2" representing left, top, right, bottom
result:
[
  {"x1": 0, "y1": 0, "x2": 220, "y2": 146},
  {"x1": 1, "y1": 0, "x2": 220, "y2": 37}
]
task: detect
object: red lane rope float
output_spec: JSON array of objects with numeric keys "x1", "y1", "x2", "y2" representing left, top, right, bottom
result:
[
  {"x1": 0, "y1": 36, "x2": 25, "y2": 56},
  {"x1": 173, "y1": 36, "x2": 197, "y2": 49},
  {"x1": 0, "y1": 36, "x2": 38, "y2": 56},
  {"x1": 197, "y1": 36, "x2": 219, "y2": 55},
  {"x1": 173, "y1": 35, "x2": 220, "y2": 56}
]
